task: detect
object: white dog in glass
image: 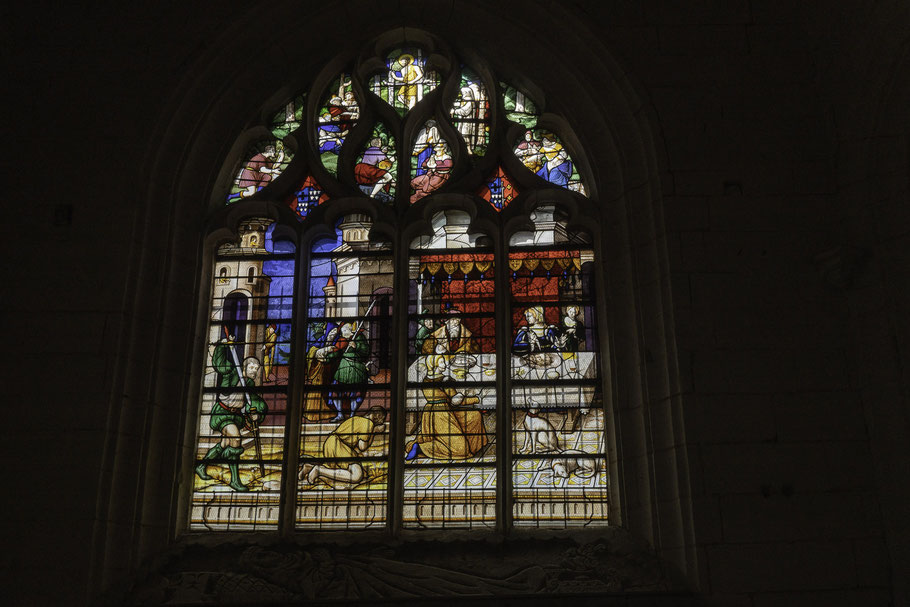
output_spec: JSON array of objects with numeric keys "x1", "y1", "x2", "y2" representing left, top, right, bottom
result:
[
  {"x1": 519, "y1": 398, "x2": 560, "y2": 454},
  {"x1": 546, "y1": 449, "x2": 599, "y2": 479}
]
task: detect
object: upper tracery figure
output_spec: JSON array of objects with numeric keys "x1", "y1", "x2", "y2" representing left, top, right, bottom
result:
[
  {"x1": 222, "y1": 40, "x2": 588, "y2": 210},
  {"x1": 371, "y1": 48, "x2": 440, "y2": 115}
]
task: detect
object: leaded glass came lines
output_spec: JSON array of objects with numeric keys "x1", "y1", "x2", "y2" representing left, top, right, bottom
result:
[
  {"x1": 297, "y1": 216, "x2": 393, "y2": 529},
  {"x1": 202, "y1": 36, "x2": 602, "y2": 533},
  {"x1": 191, "y1": 218, "x2": 295, "y2": 530},
  {"x1": 509, "y1": 206, "x2": 607, "y2": 527}
]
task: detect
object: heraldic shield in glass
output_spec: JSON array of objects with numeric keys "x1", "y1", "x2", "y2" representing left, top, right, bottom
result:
[
  {"x1": 478, "y1": 166, "x2": 519, "y2": 212},
  {"x1": 285, "y1": 175, "x2": 328, "y2": 221},
  {"x1": 405, "y1": 210, "x2": 497, "y2": 528},
  {"x1": 297, "y1": 215, "x2": 394, "y2": 529},
  {"x1": 509, "y1": 205, "x2": 607, "y2": 526},
  {"x1": 191, "y1": 218, "x2": 296, "y2": 530}
]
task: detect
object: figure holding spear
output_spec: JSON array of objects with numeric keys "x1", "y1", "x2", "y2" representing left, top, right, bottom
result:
[
  {"x1": 315, "y1": 298, "x2": 377, "y2": 422},
  {"x1": 195, "y1": 329, "x2": 268, "y2": 491}
]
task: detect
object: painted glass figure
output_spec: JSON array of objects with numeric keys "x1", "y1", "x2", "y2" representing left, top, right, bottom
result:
[
  {"x1": 354, "y1": 123, "x2": 396, "y2": 202},
  {"x1": 514, "y1": 129, "x2": 586, "y2": 194},
  {"x1": 450, "y1": 68, "x2": 490, "y2": 157},
  {"x1": 316, "y1": 74, "x2": 359, "y2": 176},
  {"x1": 297, "y1": 215, "x2": 393, "y2": 529},
  {"x1": 226, "y1": 141, "x2": 292, "y2": 203},
  {"x1": 509, "y1": 205, "x2": 607, "y2": 527},
  {"x1": 405, "y1": 210, "x2": 497, "y2": 528},
  {"x1": 191, "y1": 218, "x2": 295, "y2": 530},
  {"x1": 370, "y1": 48, "x2": 440, "y2": 115},
  {"x1": 410, "y1": 120, "x2": 453, "y2": 203}
]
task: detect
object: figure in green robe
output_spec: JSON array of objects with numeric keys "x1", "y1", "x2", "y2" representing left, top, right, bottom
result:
[
  {"x1": 195, "y1": 340, "x2": 267, "y2": 491},
  {"x1": 414, "y1": 310, "x2": 435, "y2": 353},
  {"x1": 314, "y1": 322, "x2": 370, "y2": 421}
]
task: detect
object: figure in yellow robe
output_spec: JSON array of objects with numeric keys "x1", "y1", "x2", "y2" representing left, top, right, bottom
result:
[
  {"x1": 390, "y1": 54, "x2": 424, "y2": 109},
  {"x1": 261, "y1": 324, "x2": 278, "y2": 380},
  {"x1": 300, "y1": 406, "x2": 386, "y2": 487},
  {"x1": 406, "y1": 312, "x2": 488, "y2": 460}
]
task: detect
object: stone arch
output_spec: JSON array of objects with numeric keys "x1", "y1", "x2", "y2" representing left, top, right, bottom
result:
[{"x1": 90, "y1": 1, "x2": 691, "y2": 600}]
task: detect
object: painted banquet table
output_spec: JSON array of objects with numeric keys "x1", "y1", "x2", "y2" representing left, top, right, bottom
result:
[{"x1": 406, "y1": 351, "x2": 598, "y2": 412}]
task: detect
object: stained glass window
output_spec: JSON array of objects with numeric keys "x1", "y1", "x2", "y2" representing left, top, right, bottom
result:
[
  {"x1": 514, "y1": 129, "x2": 586, "y2": 194},
  {"x1": 199, "y1": 36, "x2": 601, "y2": 533},
  {"x1": 226, "y1": 141, "x2": 292, "y2": 203},
  {"x1": 192, "y1": 218, "x2": 295, "y2": 530},
  {"x1": 298, "y1": 215, "x2": 393, "y2": 528},
  {"x1": 508, "y1": 206, "x2": 607, "y2": 526},
  {"x1": 371, "y1": 48, "x2": 440, "y2": 115},
  {"x1": 405, "y1": 211, "x2": 497, "y2": 528},
  {"x1": 316, "y1": 75, "x2": 359, "y2": 176}
]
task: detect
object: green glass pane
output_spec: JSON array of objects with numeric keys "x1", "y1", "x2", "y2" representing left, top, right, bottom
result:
[
  {"x1": 502, "y1": 83, "x2": 538, "y2": 128},
  {"x1": 270, "y1": 93, "x2": 305, "y2": 139}
]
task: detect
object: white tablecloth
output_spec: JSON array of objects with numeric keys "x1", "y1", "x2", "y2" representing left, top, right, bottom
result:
[{"x1": 405, "y1": 352, "x2": 597, "y2": 411}]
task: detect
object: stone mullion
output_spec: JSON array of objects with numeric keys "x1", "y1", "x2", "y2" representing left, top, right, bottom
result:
[
  {"x1": 279, "y1": 235, "x2": 310, "y2": 534},
  {"x1": 388, "y1": 238, "x2": 409, "y2": 534},
  {"x1": 494, "y1": 230, "x2": 513, "y2": 532}
]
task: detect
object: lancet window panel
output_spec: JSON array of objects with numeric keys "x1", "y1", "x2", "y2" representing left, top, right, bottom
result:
[
  {"x1": 191, "y1": 218, "x2": 296, "y2": 531},
  {"x1": 508, "y1": 206, "x2": 607, "y2": 527},
  {"x1": 297, "y1": 216, "x2": 394, "y2": 529},
  {"x1": 192, "y1": 34, "x2": 604, "y2": 533},
  {"x1": 404, "y1": 210, "x2": 497, "y2": 529}
]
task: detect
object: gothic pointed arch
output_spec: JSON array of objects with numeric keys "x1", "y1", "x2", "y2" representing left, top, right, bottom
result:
[{"x1": 94, "y1": 3, "x2": 691, "y2": 602}]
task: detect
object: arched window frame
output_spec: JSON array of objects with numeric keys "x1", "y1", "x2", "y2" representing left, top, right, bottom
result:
[
  {"x1": 93, "y1": 7, "x2": 693, "y2": 599},
  {"x1": 187, "y1": 33, "x2": 616, "y2": 534}
]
